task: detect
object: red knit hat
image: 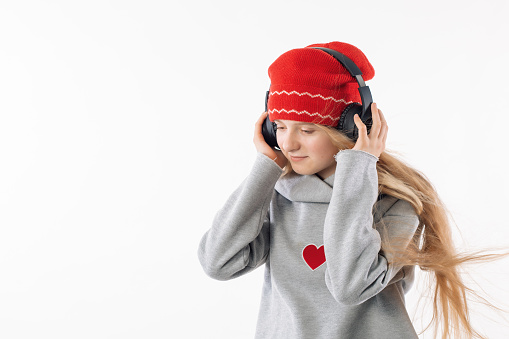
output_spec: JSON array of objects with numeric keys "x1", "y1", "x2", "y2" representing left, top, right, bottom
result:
[{"x1": 267, "y1": 41, "x2": 375, "y2": 126}]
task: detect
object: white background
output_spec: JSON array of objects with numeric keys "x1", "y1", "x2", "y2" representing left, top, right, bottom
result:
[{"x1": 1, "y1": 0, "x2": 509, "y2": 338}]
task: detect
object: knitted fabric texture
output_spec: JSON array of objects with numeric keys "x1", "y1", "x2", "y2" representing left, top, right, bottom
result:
[{"x1": 267, "y1": 41, "x2": 375, "y2": 127}]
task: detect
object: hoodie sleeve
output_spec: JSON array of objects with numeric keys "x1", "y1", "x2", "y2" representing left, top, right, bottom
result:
[
  {"x1": 323, "y1": 149, "x2": 419, "y2": 305},
  {"x1": 198, "y1": 152, "x2": 283, "y2": 281}
]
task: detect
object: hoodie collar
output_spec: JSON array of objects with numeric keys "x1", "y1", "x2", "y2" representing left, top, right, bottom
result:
[
  {"x1": 275, "y1": 172, "x2": 335, "y2": 203},
  {"x1": 275, "y1": 172, "x2": 397, "y2": 218}
]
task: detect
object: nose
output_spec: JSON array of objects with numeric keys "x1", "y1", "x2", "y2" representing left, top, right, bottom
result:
[{"x1": 281, "y1": 129, "x2": 300, "y2": 153}]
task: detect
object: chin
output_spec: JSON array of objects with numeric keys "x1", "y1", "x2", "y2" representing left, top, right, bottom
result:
[{"x1": 291, "y1": 167, "x2": 316, "y2": 176}]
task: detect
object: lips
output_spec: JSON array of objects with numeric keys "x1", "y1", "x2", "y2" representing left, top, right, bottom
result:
[{"x1": 290, "y1": 156, "x2": 307, "y2": 162}]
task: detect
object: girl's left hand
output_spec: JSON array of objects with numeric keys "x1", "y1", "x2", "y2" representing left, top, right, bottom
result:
[{"x1": 352, "y1": 102, "x2": 387, "y2": 158}]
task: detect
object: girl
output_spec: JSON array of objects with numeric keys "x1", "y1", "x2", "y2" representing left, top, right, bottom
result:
[{"x1": 198, "y1": 41, "x2": 502, "y2": 338}]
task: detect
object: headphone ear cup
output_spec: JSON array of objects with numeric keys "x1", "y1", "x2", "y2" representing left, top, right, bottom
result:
[
  {"x1": 337, "y1": 103, "x2": 373, "y2": 141},
  {"x1": 261, "y1": 115, "x2": 279, "y2": 149}
]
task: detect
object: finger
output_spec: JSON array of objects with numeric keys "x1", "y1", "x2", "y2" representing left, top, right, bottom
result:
[
  {"x1": 254, "y1": 112, "x2": 267, "y2": 140},
  {"x1": 379, "y1": 109, "x2": 386, "y2": 124},
  {"x1": 378, "y1": 109, "x2": 388, "y2": 141},
  {"x1": 380, "y1": 117, "x2": 388, "y2": 145},
  {"x1": 255, "y1": 111, "x2": 267, "y2": 128},
  {"x1": 256, "y1": 111, "x2": 267, "y2": 124},
  {"x1": 354, "y1": 114, "x2": 368, "y2": 138},
  {"x1": 370, "y1": 103, "x2": 381, "y2": 138}
]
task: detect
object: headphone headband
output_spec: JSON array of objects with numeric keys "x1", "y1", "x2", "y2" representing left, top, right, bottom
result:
[{"x1": 308, "y1": 47, "x2": 373, "y2": 121}]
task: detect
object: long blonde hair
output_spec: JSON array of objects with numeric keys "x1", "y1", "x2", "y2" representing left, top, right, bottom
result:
[{"x1": 281, "y1": 123, "x2": 508, "y2": 338}]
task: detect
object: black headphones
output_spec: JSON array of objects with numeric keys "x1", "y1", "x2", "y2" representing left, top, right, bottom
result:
[{"x1": 262, "y1": 47, "x2": 374, "y2": 150}]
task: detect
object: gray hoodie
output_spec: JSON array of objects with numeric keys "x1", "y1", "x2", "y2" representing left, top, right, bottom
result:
[{"x1": 198, "y1": 149, "x2": 420, "y2": 338}]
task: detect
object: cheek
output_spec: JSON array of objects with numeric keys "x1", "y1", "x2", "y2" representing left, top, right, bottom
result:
[
  {"x1": 312, "y1": 139, "x2": 337, "y2": 160},
  {"x1": 276, "y1": 134, "x2": 284, "y2": 148}
]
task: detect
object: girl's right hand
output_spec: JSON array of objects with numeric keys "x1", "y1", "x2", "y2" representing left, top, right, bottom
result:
[{"x1": 253, "y1": 111, "x2": 288, "y2": 169}]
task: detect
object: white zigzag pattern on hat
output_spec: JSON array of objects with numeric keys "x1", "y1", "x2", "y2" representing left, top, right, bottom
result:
[
  {"x1": 270, "y1": 90, "x2": 353, "y2": 104},
  {"x1": 268, "y1": 108, "x2": 341, "y2": 121}
]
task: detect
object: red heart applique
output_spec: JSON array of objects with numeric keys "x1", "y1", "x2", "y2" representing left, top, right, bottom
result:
[{"x1": 302, "y1": 244, "x2": 326, "y2": 270}]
